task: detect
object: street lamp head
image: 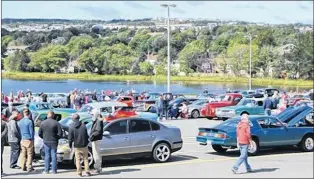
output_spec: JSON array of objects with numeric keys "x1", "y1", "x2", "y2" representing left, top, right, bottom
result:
[
  {"x1": 161, "y1": 4, "x2": 168, "y2": 8},
  {"x1": 170, "y1": 4, "x2": 177, "y2": 7},
  {"x1": 161, "y1": 4, "x2": 176, "y2": 8}
]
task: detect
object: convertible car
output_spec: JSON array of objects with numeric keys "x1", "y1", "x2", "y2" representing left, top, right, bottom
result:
[
  {"x1": 105, "y1": 106, "x2": 158, "y2": 121},
  {"x1": 196, "y1": 105, "x2": 313, "y2": 155}
]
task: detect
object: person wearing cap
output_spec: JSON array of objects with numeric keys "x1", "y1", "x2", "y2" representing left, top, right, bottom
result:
[
  {"x1": 231, "y1": 114, "x2": 253, "y2": 174},
  {"x1": 38, "y1": 111, "x2": 63, "y2": 174},
  {"x1": 7, "y1": 111, "x2": 22, "y2": 169},
  {"x1": 89, "y1": 110, "x2": 104, "y2": 174},
  {"x1": 68, "y1": 114, "x2": 91, "y2": 177}
]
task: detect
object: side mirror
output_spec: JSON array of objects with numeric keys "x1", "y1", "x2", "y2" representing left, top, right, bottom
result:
[{"x1": 103, "y1": 131, "x2": 110, "y2": 136}]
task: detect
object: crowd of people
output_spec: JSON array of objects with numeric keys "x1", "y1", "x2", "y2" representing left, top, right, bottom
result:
[{"x1": 1, "y1": 103, "x2": 106, "y2": 177}]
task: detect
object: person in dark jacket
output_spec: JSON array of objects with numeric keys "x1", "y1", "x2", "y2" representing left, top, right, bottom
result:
[
  {"x1": 1, "y1": 120, "x2": 8, "y2": 176},
  {"x1": 264, "y1": 95, "x2": 273, "y2": 116},
  {"x1": 89, "y1": 110, "x2": 103, "y2": 174},
  {"x1": 67, "y1": 93, "x2": 71, "y2": 108},
  {"x1": 156, "y1": 95, "x2": 164, "y2": 120},
  {"x1": 41, "y1": 93, "x2": 48, "y2": 103},
  {"x1": 38, "y1": 111, "x2": 63, "y2": 174},
  {"x1": 68, "y1": 114, "x2": 90, "y2": 177},
  {"x1": 7, "y1": 111, "x2": 21, "y2": 169}
]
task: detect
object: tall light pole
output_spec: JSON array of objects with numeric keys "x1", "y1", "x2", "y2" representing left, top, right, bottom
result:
[
  {"x1": 244, "y1": 34, "x2": 256, "y2": 90},
  {"x1": 161, "y1": 4, "x2": 176, "y2": 93}
]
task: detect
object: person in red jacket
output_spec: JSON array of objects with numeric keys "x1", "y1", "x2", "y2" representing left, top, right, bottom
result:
[{"x1": 232, "y1": 114, "x2": 253, "y2": 174}]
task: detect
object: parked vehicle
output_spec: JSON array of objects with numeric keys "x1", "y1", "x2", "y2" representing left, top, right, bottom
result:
[
  {"x1": 188, "y1": 99, "x2": 212, "y2": 119},
  {"x1": 27, "y1": 102, "x2": 76, "y2": 114},
  {"x1": 216, "y1": 98, "x2": 265, "y2": 120},
  {"x1": 106, "y1": 106, "x2": 158, "y2": 121},
  {"x1": 36, "y1": 117, "x2": 182, "y2": 167},
  {"x1": 77, "y1": 101, "x2": 127, "y2": 118},
  {"x1": 112, "y1": 96, "x2": 134, "y2": 107},
  {"x1": 253, "y1": 88, "x2": 280, "y2": 98},
  {"x1": 134, "y1": 93, "x2": 174, "y2": 112},
  {"x1": 201, "y1": 93, "x2": 243, "y2": 119},
  {"x1": 196, "y1": 106, "x2": 313, "y2": 155},
  {"x1": 33, "y1": 111, "x2": 70, "y2": 127}
]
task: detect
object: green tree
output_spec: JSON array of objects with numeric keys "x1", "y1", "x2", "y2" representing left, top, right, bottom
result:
[{"x1": 4, "y1": 50, "x2": 30, "y2": 72}]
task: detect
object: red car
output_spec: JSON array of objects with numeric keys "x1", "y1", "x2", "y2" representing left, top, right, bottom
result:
[
  {"x1": 201, "y1": 93, "x2": 243, "y2": 119},
  {"x1": 105, "y1": 106, "x2": 137, "y2": 121},
  {"x1": 1, "y1": 113, "x2": 23, "y2": 122}
]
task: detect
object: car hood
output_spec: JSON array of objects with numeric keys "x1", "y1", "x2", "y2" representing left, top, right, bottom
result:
[{"x1": 219, "y1": 106, "x2": 237, "y2": 110}]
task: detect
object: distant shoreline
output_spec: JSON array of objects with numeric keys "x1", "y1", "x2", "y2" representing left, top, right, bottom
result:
[{"x1": 2, "y1": 72, "x2": 313, "y2": 87}]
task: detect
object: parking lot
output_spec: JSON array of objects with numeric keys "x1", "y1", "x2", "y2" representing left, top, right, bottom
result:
[{"x1": 2, "y1": 118, "x2": 313, "y2": 178}]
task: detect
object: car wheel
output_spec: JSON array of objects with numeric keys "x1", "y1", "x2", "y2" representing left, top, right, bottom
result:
[
  {"x1": 206, "y1": 117, "x2": 213, "y2": 120},
  {"x1": 241, "y1": 112, "x2": 249, "y2": 116},
  {"x1": 73, "y1": 148, "x2": 94, "y2": 168},
  {"x1": 191, "y1": 110, "x2": 200, "y2": 119},
  {"x1": 212, "y1": 144, "x2": 228, "y2": 153},
  {"x1": 300, "y1": 135, "x2": 314, "y2": 152},
  {"x1": 248, "y1": 138, "x2": 259, "y2": 156},
  {"x1": 153, "y1": 143, "x2": 171, "y2": 163}
]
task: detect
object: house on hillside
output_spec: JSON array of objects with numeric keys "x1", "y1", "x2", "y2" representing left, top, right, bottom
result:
[
  {"x1": 6, "y1": 46, "x2": 29, "y2": 55},
  {"x1": 145, "y1": 54, "x2": 159, "y2": 65}
]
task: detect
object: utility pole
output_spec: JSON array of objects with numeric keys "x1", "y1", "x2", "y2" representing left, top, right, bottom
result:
[
  {"x1": 161, "y1": 4, "x2": 176, "y2": 92},
  {"x1": 245, "y1": 34, "x2": 256, "y2": 90}
]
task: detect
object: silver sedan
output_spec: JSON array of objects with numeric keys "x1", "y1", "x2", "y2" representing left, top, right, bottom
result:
[{"x1": 53, "y1": 117, "x2": 183, "y2": 167}]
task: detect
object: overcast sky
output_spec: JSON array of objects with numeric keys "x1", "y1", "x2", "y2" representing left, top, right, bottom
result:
[{"x1": 2, "y1": 1, "x2": 313, "y2": 24}]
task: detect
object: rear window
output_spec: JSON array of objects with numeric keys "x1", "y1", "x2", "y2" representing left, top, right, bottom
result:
[{"x1": 217, "y1": 119, "x2": 253, "y2": 127}]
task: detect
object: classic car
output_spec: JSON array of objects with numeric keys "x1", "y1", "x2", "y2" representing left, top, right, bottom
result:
[
  {"x1": 112, "y1": 96, "x2": 135, "y2": 107},
  {"x1": 253, "y1": 88, "x2": 280, "y2": 98},
  {"x1": 133, "y1": 92, "x2": 173, "y2": 112},
  {"x1": 196, "y1": 105, "x2": 313, "y2": 155},
  {"x1": 188, "y1": 99, "x2": 212, "y2": 119},
  {"x1": 27, "y1": 102, "x2": 76, "y2": 114},
  {"x1": 216, "y1": 98, "x2": 265, "y2": 120},
  {"x1": 201, "y1": 93, "x2": 243, "y2": 119},
  {"x1": 105, "y1": 106, "x2": 158, "y2": 121},
  {"x1": 36, "y1": 117, "x2": 182, "y2": 167},
  {"x1": 33, "y1": 111, "x2": 71, "y2": 127},
  {"x1": 239, "y1": 90, "x2": 256, "y2": 98},
  {"x1": 77, "y1": 101, "x2": 127, "y2": 118}
]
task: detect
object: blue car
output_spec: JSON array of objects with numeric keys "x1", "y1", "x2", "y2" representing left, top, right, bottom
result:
[
  {"x1": 27, "y1": 102, "x2": 77, "y2": 113},
  {"x1": 196, "y1": 106, "x2": 313, "y2": 155}
]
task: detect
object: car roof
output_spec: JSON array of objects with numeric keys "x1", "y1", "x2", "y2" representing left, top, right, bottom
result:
[{"x1": 86, "y1": 102, "x2": 127, "y2": 108}]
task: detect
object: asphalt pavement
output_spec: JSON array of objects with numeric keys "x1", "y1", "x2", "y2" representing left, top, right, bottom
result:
[{"x1": 2, "y1": 118, "x2": 313, "y2": 178}]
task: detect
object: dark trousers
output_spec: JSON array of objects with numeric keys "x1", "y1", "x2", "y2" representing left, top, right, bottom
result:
[
  {"x1": 9, "y1": 142, "x2": 21, "y2": 168},
  {"x1": 44, "y1": 143, "x2": 58, "y2": 173},
  {"x1": 1, "y1": 142, "x2": 4, "y2": 174}
]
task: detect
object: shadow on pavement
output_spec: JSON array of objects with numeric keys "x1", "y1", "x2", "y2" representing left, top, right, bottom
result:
[
  {"x1": 207, "y1": 146, "x2": 303, "y2": 157},
  {"x1": 97, "y1": 168, "x2": 141, "y2": 176},
  {"x1": 239, "y1": 168, "x2": 279, "y2": 174},
  {"x1": 4, "y1": 169, "x2": 69, "y2": 177}
]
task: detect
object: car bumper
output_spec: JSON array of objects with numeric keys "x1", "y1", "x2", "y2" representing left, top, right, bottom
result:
[
  {"x1": 56, "y1": 145, "x2": 73, "y2": 163},
  {"x1": 172, "y1": 141, "x2": 183, "y2": 152},
  {"x1": 216, "y1": 112, "x2": 236, "y2": 118},
  {"x1": 196, "y1": 136, "x2": 234, "y2": 146}
]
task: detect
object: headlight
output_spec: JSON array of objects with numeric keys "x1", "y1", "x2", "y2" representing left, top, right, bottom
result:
[{"x1": 229, "y1": 110, "x2": 236, "y2": 114}]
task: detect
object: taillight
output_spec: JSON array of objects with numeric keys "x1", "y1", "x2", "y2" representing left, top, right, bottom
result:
[
  {"x1": 198, "y1": 132, "x2": 207, "y2": 136},
  {"x1": 215, "y1": 133, "x2": 228, "y2": 138}
]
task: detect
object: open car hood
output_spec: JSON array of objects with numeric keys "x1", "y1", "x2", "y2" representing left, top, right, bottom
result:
[{"x1": 287, "y1": 106, "x2": 313, "y2": 127}]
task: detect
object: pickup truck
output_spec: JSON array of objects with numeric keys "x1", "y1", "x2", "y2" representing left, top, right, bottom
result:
[
  {"x1": 133, "y1": 93, "x2": 173, "y2": 112},
  {"x1": 200, "y1": 93, "x2": 243, "y2": 119}
]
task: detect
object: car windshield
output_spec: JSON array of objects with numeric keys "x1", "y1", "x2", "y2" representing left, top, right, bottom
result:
[
  {"x1": 78, "y1": 105, "x2": 94, "y2": 112},
  {"x1": 35, "y1": 103, "x2": 53, "y2": 110},
  {"x1": 192, "y1": 99, "x2": 208, "y2": 105},
  {"x1": 222, "y1": 95, "x2": 232, "y2": 102},
  {"x1": 59, "y1": 117, "x2": 72, "y2": 126},
  {"x1": 237, "y1": 99, "x2": 255, "y2": 106},
  {"x1": 169, "y1": 98, "x2": 183, "y2": 106}
]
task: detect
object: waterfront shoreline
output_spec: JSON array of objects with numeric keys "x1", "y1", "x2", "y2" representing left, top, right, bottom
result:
[{"x1": 2, "y1": 72, "x2": 313, "y2": 87}]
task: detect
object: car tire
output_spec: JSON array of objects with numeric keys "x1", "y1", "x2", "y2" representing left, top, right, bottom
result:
[
  {"x1": 191, "y1": 110, "x2": 200, "y2": 119},
  {"x1": 248, "y1": 138, "x2": 260, "y2": 156},
  {"x1": 152, "y1": 143, "x2": 171, "y2": 163},
  {"x1": 299, "y1": 134, "x2": 314, "y2": 152},
  {"x1": 206, "y1": 117, "x2": 213, "y2": 120},
  {"x1": 212, "y1": 145, "x2": 228, "y2": 153},
  {"x1": 73, "y1": 148, "x2": 94, "y2": 169},
  {"x1": 241, "y1": 112, "x2": 249, "y2": 116}
]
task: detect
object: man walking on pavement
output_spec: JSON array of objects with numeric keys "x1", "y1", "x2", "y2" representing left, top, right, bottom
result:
[
  {"x1": 89, "y1": 109, "x2": 104, "y2": 174},
  {"x1": 264, "y1": 94, "x2": 273, "y2": 116},
  {"x1": 232, "y1": 114, "x2": 253, "y2": 174},
  {"x1": 38, "y1": 111, "x2": 63, "y2": 174},
  {"x1": 18, "y1": 110, "x2": 35, "y2": 172},
  {"x1": 7, "y1": 111, "x2": 22, "y2": 169},
  {"x1": 156, "y1": 95, "x2": 164, "y2": 121},
  {"x1": 1, "y1": 119, "x2": 8, "y2": 176},
  {"x1": 68, "y1": 114, "x2": 91, "y2": 177}
]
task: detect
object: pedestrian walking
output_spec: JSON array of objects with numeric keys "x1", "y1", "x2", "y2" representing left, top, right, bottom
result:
[
  {"x1": 7, "y1": 111, "x2": 22, "y2": 169},
  {"x1": 1, "y1": 119, "x2": 8, "y2": 176},
  {"x1": 18, "y1": 110, "x2": 35, "y2": 172},
  {"x1": 89, "y1": 110, "x2": 104, "y2": 174},
  {"x1": 91, "y1": 91, "x2": 97, "y2": 102},
  {"x1": 68, "y1": 114, "x2": 91, "y2": 177},
  {"x1": 156, "y1": 95, "x2": 164, "y2": 121},
  {"x1": 232, "y1": 114, "x2": 253, "y2": 174},
  {"x1": 38, "y1": 111, "x2": 63, "y2": 174},
  {"x1": 264, "y1": 95, "x2": 273, "y2": 116}
]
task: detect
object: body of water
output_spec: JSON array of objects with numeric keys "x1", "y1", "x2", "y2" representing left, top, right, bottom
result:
[{"x1": 1, "y1": 79, "x2": 312, "y2": 94}]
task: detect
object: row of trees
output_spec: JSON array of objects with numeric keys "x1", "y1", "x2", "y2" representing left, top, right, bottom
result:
[{"x1": 1, "y1": 24, "x2": 313, "y2": 79}]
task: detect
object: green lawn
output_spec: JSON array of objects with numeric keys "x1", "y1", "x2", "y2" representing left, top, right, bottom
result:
[{"x1": 2, "y1": 72, "x2": 313, "y2": 87}]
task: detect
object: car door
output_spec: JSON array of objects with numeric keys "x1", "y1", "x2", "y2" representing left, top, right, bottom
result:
[
  {"x1": 257, "y1": 117, "x2": 291, "y2": 146},
  {"x1": 100, "y1": 120, "x2": 131, "y2": 156},
  {"x1": 129, "y1": 119, "x2": 155, "y2": 153},
  {"x1": 255, "y1": 101, "x2": 264, "y2": 114}
]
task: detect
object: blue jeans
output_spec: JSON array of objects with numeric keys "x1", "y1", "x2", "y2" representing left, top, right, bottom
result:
[
  {"x1": 265, "y1": 109, "x2": 271, "y2": 116},
  {"x1": 233, "y1": 144, "x2": 251, "y2": 171},
  {"x1": 43, "y1": 143, "x2": 58, "y2": 173}
]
